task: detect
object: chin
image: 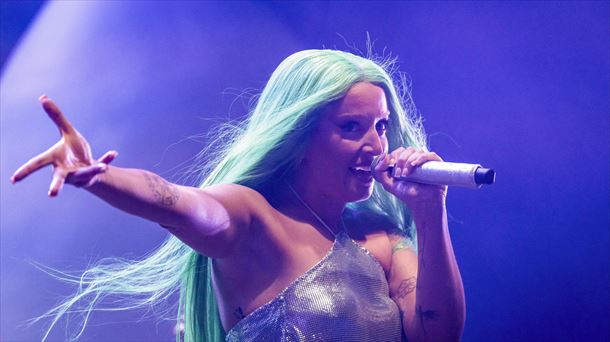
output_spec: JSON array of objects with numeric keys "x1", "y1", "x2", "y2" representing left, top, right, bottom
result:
[{"x1": 346, "y1": 183, "x2": 375, "y2": 203}]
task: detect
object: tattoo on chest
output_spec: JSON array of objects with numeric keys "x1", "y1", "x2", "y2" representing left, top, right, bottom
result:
[
  {"x1": 234, "y1": 307, "x2": 246, "y2": 319},
  {"x1": 145, "y1": 173, "x2": 179, "y2": 207}
]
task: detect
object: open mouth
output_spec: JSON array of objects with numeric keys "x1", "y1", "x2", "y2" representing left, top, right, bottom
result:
[{"x1": 350, "y1": 166, "x2": 373, "y2": 183}]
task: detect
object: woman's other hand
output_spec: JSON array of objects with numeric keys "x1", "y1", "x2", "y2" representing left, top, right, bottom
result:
[
  {"x1": 373, "y1": 147, "x2": 447, "y2": 212},
  {"x1": 11, "y1": 96, "x2": 118, "y2": 196}
]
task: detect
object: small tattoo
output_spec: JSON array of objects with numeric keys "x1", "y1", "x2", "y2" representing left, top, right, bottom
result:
[
  {"x1": 396, "y1": 277, "x2": 417, "y2": 299},
  {"x1": 146, "y1": 173, "x2": 179, "y2": 207},
  {"x1": 233, "y1": 307, "x2": 246, "y2": 319},
  {"x1": 416, "y1": 305, "x2": 438, "y2": 334},
  {"x1": 392, "y1": 237, "x2": 412, "y2": 254}
]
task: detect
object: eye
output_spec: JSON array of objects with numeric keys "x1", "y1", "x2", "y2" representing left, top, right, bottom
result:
[
  {"x1": 341, "y1": 121, "x2": 359, "y2": 133},
  {"x1": 376, "y1": 119, "x2": 389, "y2": 134}
]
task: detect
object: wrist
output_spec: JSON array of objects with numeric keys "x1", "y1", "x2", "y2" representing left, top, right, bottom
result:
[
  {"x1": 410, "y1": 199, "x2": 446, "y2": 225},
  {"x1": 83, "y1": 165, "x2": 110, "y2": 192}
]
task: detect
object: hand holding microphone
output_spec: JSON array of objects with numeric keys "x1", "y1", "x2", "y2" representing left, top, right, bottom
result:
[{"x1": 371, "y1": 148, "x2": 495, "y2": 189}]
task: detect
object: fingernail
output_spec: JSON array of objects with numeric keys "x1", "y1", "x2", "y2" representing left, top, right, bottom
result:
[
  {"x1": 393, "y1": 167, "x2": 402, "y2": 177},
  {"x1": 410, "y1": 161, "x2": 417, "y2": 166},
  {"x1": 39, "y1": 94, "x2": 47, "y2": 101},
  {"x1": 373, "y1": 154, "x2": 384, "y2": 168}
]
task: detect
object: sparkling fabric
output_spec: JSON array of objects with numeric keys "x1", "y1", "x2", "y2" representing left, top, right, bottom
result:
[{"x1": 225, "y1": 231, "x2": 403, "y2": 341}]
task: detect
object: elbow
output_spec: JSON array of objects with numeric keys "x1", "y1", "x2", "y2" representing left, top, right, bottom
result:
[
  {"x1": 167, "y1": 219, "x2": 237, "y2": 259},
  {"x1": 443, "y1": 295, "x2": 466, "y2": 340},
  {"x1": 406, "y1": 326, "x2": 464, "y2": 342},
  {"x1": 444, "y1": 302, "x2": 467, "y2": 341},
  {"x1": 404, "y1": 304, "x2": 466, "y2": 342}
]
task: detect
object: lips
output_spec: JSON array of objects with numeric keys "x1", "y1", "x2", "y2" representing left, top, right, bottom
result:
[{"x1": 350, "y1": 165, "x2": 373, "y2": 183}]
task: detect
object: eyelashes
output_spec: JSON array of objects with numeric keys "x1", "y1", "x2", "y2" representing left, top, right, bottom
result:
[
  {"x1": 340, "y1": 118, "x2": 389, "y2": 135},
  {"x1": 341, "y1": 121, "x2": 359, "y2": 133},
  {"x1": 376, "y1": 119, "x2": 389, "y2": 134}
]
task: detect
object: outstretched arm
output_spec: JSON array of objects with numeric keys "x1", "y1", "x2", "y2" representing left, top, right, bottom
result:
[
  {"x1": 85, "y1": 168, "x2": 257, "y2": 258},
  {"x1": 375, "y1": 147, "x2": 466, "y2": 341},
  {"x1": 11, "y1": 96, "x2": 255, "y2": 258}
]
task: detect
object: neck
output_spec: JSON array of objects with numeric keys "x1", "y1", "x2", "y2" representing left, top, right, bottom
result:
[
  {"x1": 269, "y1": 178, "x2": 346, "y2": 233},
  {"x1": 291, "y1": 177, "x2": 345, "y2": 232}
]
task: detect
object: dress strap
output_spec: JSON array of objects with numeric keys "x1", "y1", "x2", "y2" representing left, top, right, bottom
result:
[{"x1": 286, "y1": 182, "x2": 341, "y2": 237}]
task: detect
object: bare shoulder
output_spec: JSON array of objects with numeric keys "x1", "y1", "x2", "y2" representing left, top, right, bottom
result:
[
  {"x1": 344, "y1": 208, "x2": 403, "y2": 274},
  {"x1": 202, "y1": 183, "x2": 267, "y2": 204},
  {"x1": 201, "y1": 183, "x2": 272, "y2": 219},
  {"x1": 387, "y1": 227, "x2": 416, "y2": 255},
  {"x1": 169, "y1": 184, "x2": 274, "y2": 258},
  {"x1": 344, "y1": 208, "x2": 395, "y2": 240}
]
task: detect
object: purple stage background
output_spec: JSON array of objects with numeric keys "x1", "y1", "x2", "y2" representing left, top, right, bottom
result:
[{"x1": 1, "y1": 1, "x2": 608, "y2": 341}]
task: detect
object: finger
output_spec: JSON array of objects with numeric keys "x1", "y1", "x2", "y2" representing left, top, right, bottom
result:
[
  {"x1": 396, "y1": 148, "x2": 416, "y2": 178},
  {"x1": 387, "y1": 147, "x2": 405, "y2": 177},
  {"x1": 48, "y1": 168, "x2": 67, "y2": 197},
  {"x1": 412, "y1": 151, "x2": 442, "y2": 166},
  {"x1": 40, "y1": 95, "x2": 75, "y2": 135},
  {"x1": 372, "y1": 153, "x2": 395, "y2": 188},
  {"x1": 372, "y1": 152, "x2": 389, "y2": 172},
  {"x1": 66, "y1": 163, "x2": 108, "y2": 187},
  {"x1": 11, "y1": 148, "x2": 54, "y2": 183},
  {"x1": 404, "y1": 150, "x2": 428, "y2": 178},
  {"x1": 97, "y1": 150, "x2": 118, "y2": 164},
  {"x1": 406, "y1": 150, "x2": 423, "y2": 166},
  {"x1": 389, "y1": 146, "x2": 405, "y2": 158}
]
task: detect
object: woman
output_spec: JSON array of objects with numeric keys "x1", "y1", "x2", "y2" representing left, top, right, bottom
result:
[{"x1": 12, "y1": 49, "x2": 465, "y2": 341}]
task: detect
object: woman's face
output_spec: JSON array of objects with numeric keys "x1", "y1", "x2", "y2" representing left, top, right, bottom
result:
[{"x1": 298, "y1": 82, "x2": 390, "y2": 203}]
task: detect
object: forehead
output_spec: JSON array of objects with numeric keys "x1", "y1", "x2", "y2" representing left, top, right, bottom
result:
[{"x1": 326, "y1": 82, "x2": 389, "y2": 118}]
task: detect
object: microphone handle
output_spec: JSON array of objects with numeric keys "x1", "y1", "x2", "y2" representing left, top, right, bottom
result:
[{"x1": 387, "y1": 161, "x2": 495, "y2": 188}]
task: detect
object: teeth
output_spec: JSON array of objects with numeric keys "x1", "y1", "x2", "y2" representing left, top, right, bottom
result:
[{"x1": 352, "y1": 166, "x2": 371, "y2": 172}]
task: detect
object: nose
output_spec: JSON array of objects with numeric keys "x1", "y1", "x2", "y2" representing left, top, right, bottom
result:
[{"x1": 362, "y1": 127, "x2": 385, "y2": 156}]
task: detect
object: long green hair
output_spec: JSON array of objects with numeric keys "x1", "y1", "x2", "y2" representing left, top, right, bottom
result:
[{"x1": 35, "y1": 49, "x2": 426, "y2": 341}]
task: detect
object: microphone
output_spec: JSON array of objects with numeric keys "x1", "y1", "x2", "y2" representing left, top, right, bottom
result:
[{"x1": 371, "y1": 157, "x2": 495, "y2": 189}]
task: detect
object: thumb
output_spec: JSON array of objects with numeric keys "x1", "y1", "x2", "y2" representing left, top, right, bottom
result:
[
  {"x1": 97, "y1": 150, "x2": 118, "y2": 164},
  {"x1": 65, "y1": 163, "x2": 108, "y2": 187}
]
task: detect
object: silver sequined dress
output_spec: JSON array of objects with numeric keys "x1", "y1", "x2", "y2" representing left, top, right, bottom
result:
[{"x1": 225, "y1": 230, "x2": 403, "y2": 341}]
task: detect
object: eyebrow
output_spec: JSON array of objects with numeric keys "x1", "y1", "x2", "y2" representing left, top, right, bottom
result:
[{"x1": 336, "y1": 112, "x2": 390, "y2": 119}]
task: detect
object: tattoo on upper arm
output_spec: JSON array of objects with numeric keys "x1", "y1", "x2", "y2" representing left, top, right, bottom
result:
[
  {"x1": 145, "y1": 173, "x2": 179, "y2": 207},
  {"x1": 396, "y1": 277, "x2": 417, "y2": 299},
  {"x1": 392, "y1": 277, "x2": 417, "y2": 341},
  {"x1": 392, "y1": 237, "x2": 412, "y2": 254}
]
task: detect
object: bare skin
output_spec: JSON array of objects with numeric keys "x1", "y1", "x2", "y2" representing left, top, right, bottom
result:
[{"x1": 13, "y1": 85, "x2": 465, "y2": 340}]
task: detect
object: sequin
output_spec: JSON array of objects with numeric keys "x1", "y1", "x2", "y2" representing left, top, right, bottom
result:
[{"x1": 225, "y1": 231, "x2": 403, "y2": 341}]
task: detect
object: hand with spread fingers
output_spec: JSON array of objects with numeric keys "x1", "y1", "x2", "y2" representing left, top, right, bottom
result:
[
  {"x1": 11, "y1": 96, "x2": 118, "y2": 197},
  {"x1": 373, "y1": 146, "x2": 447, "y2": 211}
]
